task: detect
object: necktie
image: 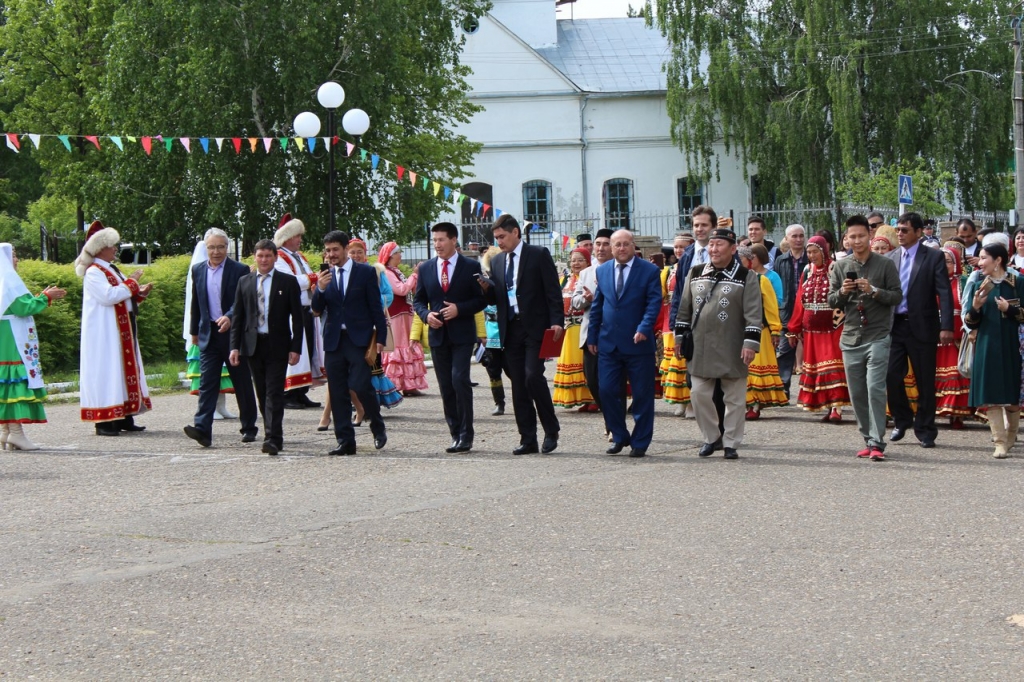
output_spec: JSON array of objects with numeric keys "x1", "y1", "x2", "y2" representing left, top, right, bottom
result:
[
  {"x1": 336, "y1": 266, "x2": 345, "y2": 298},
  {"x1": 615, "y1": 262, "x2": 626, "y2": 298},
  {"x1": 441, "y1": 259, "x2": 450, "y2": 292},
  {"x1": 257, "y1": 273, "x2": 267, "y2": 328},
  {"x1": 505, "y1": 253, "x2": 516, "y2": 319}
]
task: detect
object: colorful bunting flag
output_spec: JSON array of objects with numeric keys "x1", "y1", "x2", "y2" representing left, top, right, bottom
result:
[
  {"x1": 164, "y1": 138, "x2": 173, "y2": 152},
  {"x1": 57, "y1": 135, "x2": 72, "y2": 151},
  {"x1": 263, "y1": 137, "x2": 273, "y2": 153},
  {"x1": 5, "y1": 133, "x2": 19, "y2": 153},
  {"x1": 232, "y1": 138, "x2": 242, "y2": 154},
  {"x1": 562, "y1": 235, "x2": 570, "y2": 249},
  {"x1": 321, "y1": 136, "x2": 330, "y2": 150},
  {"x1": 109, "y1": 136, "x2": 124, "y2": 151},
  {"x1": 409, "y1": 171, "x2": 417, "y2": 186},
  {"x1": 215, "y1": 137, "x2": 225, "y2": 152},
  {"x1": 200, "y1": 138, "x2": 210, "y2": 154},
  {"x1": 248, "y1": 137, "x2": 258, "y2": 153},
  {"x1": 278, "y1": 137, "x2": 288, "y2": 151},
  {"x1": 444, "y1": 187, "x2": 451, "y2": 200},
  {"x1": 370, "y1": 154, "x2": 379, "y2": 171},
  {"x1": 345, "y1": 142, "x2": 354, "y2": 157},
  {"x1": 85, "y1": 135, "x2": 101, "y2": 150},
  {"x1": 308, "y1": 137, "x2": 317, "y2": 152},
  {"x1": 422, "y1": 177, "x2": 430, "y2": 190},
  {"x1": 28, "y1": 134, "x2": 40, "y2": 149},
  {"x1": 359, "y1": 149, "x2": 367, "y2": 161},
  {"x1": 141, "y1": 137, "x2": 152, "y2": 155},
  {"x1": 433, "y1": 182, "x2": 441, "y2": 196},
  {"x1": 179, "y1": 137, "x2": 191, "y2": 152},
  {"x1": 396, "y1": 166, "x2": 405, "y2": 181}
]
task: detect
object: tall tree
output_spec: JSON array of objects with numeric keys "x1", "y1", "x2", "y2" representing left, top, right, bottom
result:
[
  {"x1": 92, "y1": 0, "x2": 486, "y2": 251},
  {"x1": 652, "y1": 0, "x2": 1013, "y2": 211}
]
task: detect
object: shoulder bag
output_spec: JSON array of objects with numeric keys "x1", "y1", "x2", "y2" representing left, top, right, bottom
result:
[{"x1": 957, "y1": 330, "x2": 976, "y2": 379}]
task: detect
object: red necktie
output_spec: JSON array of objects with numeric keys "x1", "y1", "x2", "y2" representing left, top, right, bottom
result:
[{"x1": 441, "y1": 259, "x2": 449, "y2": 292}]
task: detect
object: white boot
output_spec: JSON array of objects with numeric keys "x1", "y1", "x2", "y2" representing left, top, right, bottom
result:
[
  {"x1": 1, "y1": 424, "x2": 9, "y2": 450},
  {"x1": 6, "y1": 423, "x2": 39, "y2": 451},
  {"x1": 990, "y1": 407, "x2": 1008, "y2": 459},
  {"x1": 1006, "y1": 409, "x2": 1020, "y2": 450},
  {"x1": 215, "y1": 393, "x2": 237, "y2": 420},
  {"x1": 673, "y1": 404, "x2": 684, "y2": 417}
]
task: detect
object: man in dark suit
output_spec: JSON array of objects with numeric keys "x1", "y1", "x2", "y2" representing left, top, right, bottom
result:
[
  {"x1": 413, "y1": 222, "x2": 486, "y2": 453},
  {"x1": 228, "y1": 239, "x2": 304, "y2": 456},
  {"x1": 587, "y1": 229, "x2": 663, "y2": 457},
  {"x1": 184, "y1": 228, "x2": 259, "y2": 448},
  {"x1": 886, "y1": 211, "x2": 954, "y2": 448},
  {"x1": 480, "y1": 214, "x2": 564, "y2": 455},
  {"x1": 311, "y1": 230, "x2": 389, "y2": 456}
]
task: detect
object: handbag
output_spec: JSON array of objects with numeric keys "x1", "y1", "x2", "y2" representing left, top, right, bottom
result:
[
  {"x1": 676, "y1": 273, "x2": 722, "y2": 362},
  {"x1": 957, "y1": 330, "x2": 976, "y2": 378},
  {"x1": 364, "y1": 330, "x2": 379, "y2": 366}
]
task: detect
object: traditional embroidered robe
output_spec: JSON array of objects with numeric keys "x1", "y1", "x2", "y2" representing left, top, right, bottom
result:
[
  {"x1": 79, "y1": 259, "x2": 152, "y2": 422},
  {"x1": 274, "y1": 248, "x2": 315, "y2": 389}
]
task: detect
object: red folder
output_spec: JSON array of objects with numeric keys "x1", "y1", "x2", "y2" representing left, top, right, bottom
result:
[{"x1": 539, "y1": 328, "x2": 565, "y2": 358}]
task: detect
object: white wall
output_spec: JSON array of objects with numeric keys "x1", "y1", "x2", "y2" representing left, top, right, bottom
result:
[{"x1": 488, "y1": 0, "x2": 557, "y2": 48}]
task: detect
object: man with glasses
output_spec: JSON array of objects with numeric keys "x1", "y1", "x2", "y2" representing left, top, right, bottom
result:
[
  {"x1": 828, "y1": 215, "x2": 903, "y2": 461},
  {"x1": 885, "y1": 212, "x2": 954, "y2": 449},
  {"x1": 866, "y1": 212, "x2": 886, "y2": 239}
]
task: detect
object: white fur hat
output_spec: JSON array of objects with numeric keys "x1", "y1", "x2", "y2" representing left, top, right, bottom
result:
[
  {"x1": 273, "y1": 213, "x2": 305, "y2": 246},
  {"x1": 982, "y1": 231, "x2": 1010, "y2": 249},
  {"x1": 74, "y1": 220, "x2": 121, "y2": 277}
]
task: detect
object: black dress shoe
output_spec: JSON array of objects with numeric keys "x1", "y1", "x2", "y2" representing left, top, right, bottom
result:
[
  {"x1": 606, "y1": 442, "x2": 629, "y2": 455},
  {"x1": 262, "y1": 441, "x2": 280, "y2": 456},
  {"x1": 723, "y1": 447, "x2": 739, "y2": 459},
  {"x1": 919, "y1": 439, "x2": 936, "y2": 448},
  {"x1": 446, "y1": 439, "x2": 473, "y2": 453},
  {"x1": 241, "y1": 432, "x2": 257, "y2": 443},
  {"x1": 513, "y1": 442, "x2": 539, "y2": 455},
  {"x1": 492, "y1": 403, "x2": 505, "y2": 416},
  {"x1": 95, "y1": 424, "x2": 120, "y2": 437},
  {"x1": 374, "y1": 432, "x2": 387, "y2": 450},
  {"x1": 628, "y1": 448, "x2": 647, "y2": 458},
  {"x1": 298, "y1": 395, "x2": 321, "y2": 408},
  {"x1": 698, "y1": 438, "x2": 723, "y2": 457},
  {"x1": 283, "y1": 400, "x2": 306, "y2": 410},
  {"x1": 328, "y1": 443, "x2": 357, "y2": 456},
  {"x1": 541, "y1": 435, "x2": 558, "y2": 454},
  {"x1": 183, "y1": 425, "x2": 211, "y2": 448},
  {"x1": 890, "y1": 427, "x2": 906, "y2": 441}
]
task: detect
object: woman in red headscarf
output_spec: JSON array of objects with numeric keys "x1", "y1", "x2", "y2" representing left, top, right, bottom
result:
[
  {"x1": 934, "y1": 245, "x2": 972, "y2": 428},
  {"x1": 784, "y1": 235, "x2": 850, "y2": 421},
  {"x1": 377, "y1": 241, "x2": 429, "y2": 396},
  {"x1": 553, "y1": 247, "x2": 595, "y2": 409}
]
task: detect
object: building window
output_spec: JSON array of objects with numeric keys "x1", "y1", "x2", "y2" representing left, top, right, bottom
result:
[
  {"x1": 677, "y1": 177, "x2": 703, "y2": 226},
  {"x1": 462, "y1": 16, "x2": 480, "y2": 34},
  {"x1": 523, "y1": 180, "x2": 552, "y2": 229},
  {"x1": 604, "y1": 178, "x2": 633, "y2": 230}
]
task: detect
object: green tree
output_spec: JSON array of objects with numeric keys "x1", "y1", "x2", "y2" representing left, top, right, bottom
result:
[
  {"x1": 652, "y1": 0, "x2": 1013, "y2": 211},
  {"x1": 92, "y1": 0, "x2": 486, "y2": 252},
  {"x1": 835, "y1": 158, "x2": 954, "y2": 217},
  {"x1": 0, "y1": 0, "x2": 117, "y2": 235}
]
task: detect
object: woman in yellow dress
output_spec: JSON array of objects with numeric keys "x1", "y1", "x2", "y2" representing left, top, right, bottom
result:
[
  {"x1": 739, "y1": 245, "x2": 788, "y2": 418},
  {"x1": 660, "y1": 232, "x2": 694, "y2": 416},
  {"x1": 553, "y1": 248, "x2": 595, "y2": 409}
]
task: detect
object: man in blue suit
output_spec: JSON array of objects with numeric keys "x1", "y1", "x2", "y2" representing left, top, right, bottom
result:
[
  {"x1": 183, "y1": 228, "x2": 258, "y2": 448},
  {"x1": 413, "y1": 222, "x2": 486, "y2": 453},
  {"x1": 311, "y1": 230, "x2": 389, "y2": 456},
  {"x1": 587, "y1": 229, "x2": 663, "y2": 457}
]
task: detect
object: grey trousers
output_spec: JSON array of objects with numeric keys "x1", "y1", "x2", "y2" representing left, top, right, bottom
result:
[
  {"x1": 841, "y1": 336, "x2": 892, "y2": 450},
  {"x1": 691, "y1": 374, "x2": 747, "y2": 449}
]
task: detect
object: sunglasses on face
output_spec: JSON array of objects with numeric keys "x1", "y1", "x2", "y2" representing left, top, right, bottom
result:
[{"x1": 868, "y1": 222, "x2": 884, "y2": 228}]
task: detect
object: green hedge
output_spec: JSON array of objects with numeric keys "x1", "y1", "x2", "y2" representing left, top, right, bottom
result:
[{"x1": 15, "y1": 250, "x2": 414, "y2": 375}]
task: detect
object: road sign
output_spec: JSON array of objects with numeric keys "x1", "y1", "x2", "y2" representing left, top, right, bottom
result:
[{"x1": 898, "y1": 174, "x2": 913, "y2": 205}]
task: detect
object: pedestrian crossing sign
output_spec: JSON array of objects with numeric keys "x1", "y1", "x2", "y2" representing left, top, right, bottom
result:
[{"x1": 898, "y1": 174, "x2": 913, "y2": 205}]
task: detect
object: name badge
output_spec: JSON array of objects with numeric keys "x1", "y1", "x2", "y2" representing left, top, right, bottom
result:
[{"x1": 507, "y1": 287, "x2": 518, "y2": 310}]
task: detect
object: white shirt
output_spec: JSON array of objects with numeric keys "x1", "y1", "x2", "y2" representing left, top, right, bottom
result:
[
  {"x1": 435, "y1": 252, "x2": 459, "y2": 284},
  {"x1": 334, "y1": 261, "x2": 351, "y2": 329},
  {"x1": 693, "y1": 243, "x2": 709, "y2": 266},
  {"x1": 613, "y1": 257, "x2": 634, "y2": 293},
  {"x1": 507, "y1": 241, "x2": 525, "y2": 314}
]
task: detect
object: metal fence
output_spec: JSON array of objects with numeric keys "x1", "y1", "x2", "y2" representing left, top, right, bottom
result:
[{"x1": 396, "y1": 205, "x2": 1013, "y2": 263}]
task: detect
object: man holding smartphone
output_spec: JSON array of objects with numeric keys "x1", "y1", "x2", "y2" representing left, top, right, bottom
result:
[{"x1": 827, "y1": 215, "x2": 903, "y2": 461}]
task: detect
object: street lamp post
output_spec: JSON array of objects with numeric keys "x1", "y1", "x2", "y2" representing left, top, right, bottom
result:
[{"x1": 293, "y1": 81, "x2": 370, "y2": 235}]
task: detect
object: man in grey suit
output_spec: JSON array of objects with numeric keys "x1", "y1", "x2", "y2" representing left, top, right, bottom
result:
[
  {"x1": 229, "y1": 239, "x2": 304, "y2": 456},
  {"x1": 184, "y1": 228, "x2": 259, "y2": 448}
]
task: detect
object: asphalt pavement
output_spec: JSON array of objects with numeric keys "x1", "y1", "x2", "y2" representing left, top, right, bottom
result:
[{"x1": 2, "y1": 366, "x2": 1024, "y2": 679}]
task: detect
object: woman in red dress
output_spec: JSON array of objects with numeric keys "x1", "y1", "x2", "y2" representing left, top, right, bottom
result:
[
  {"x1": 784, "y1": 235, "x2": 850, "y2": 421},
  {"x1": 934, "y1": 246, "x2": 972, "y2": 428}
]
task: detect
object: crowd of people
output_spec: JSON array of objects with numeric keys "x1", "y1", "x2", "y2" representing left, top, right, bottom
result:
[{"x1": 5, "y1": 208, "x2": 1020, "y2": 462}]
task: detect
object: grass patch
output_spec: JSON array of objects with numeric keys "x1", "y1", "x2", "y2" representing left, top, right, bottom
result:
[{"x1": 46, "y1": 360, "x2": 189, "y2": 393}]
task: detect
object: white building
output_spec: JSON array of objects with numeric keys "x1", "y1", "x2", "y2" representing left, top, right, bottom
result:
[{"x1": 437, "y1": 0, "x2": 752, "y2": 250}]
